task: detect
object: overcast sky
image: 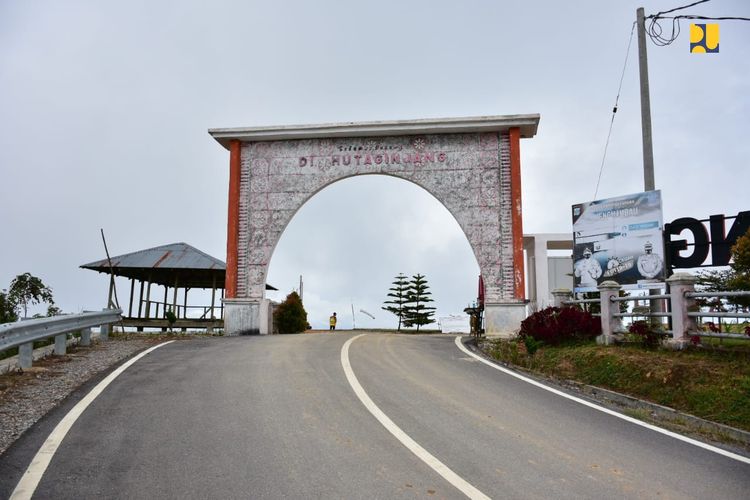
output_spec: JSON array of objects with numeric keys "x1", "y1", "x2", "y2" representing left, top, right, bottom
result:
[{"x1": 1, "y1": 1, "x2": 748, "y2": 329}]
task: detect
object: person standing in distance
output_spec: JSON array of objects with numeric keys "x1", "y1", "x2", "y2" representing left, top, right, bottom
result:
[{"x1": 329, "y1": 312, "x2": 337, "y2": 331}]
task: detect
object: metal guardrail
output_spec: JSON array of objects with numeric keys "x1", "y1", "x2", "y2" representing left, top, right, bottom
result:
[{"x1": 0, "y1": 309, "x2": 122, "y2": 368}]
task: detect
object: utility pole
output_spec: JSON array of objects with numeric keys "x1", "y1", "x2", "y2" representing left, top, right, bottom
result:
[
  {"x1": 637, "y1": 7, "x2": 656, "y2": 191},
  {"x1": 299, "y1": 275, "x2": 303, "y2": 304},
  {"x1": 637, "y1": 7, "x2": 662, "y2": 321}
]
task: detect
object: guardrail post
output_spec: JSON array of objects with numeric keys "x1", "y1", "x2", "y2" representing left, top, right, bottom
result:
[
  {"x1": 54, "y1": 334, "x2": 67, "y2": 355},
  {"x1": 99, "y1": 324, "x2": 110, "y2": 341},
  {"x1": 552, "y1": 289, "x2": 573, "y2": 308},
  {"x1": 597, "y1": 281, "x2": 622, "y2": 345},
  {"x1": 80, "y1": 328, "x2": 91, "y2": 346},
  {"x1": 666, "y1": 272, "x2": 698, "y2": 349},
  {"x1": 19, "y1": 342, "x2": 33, "y2": 369}
]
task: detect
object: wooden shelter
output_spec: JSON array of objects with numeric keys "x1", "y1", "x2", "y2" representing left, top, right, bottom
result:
[{"x1": 81, "y1": 242, "x2": 276, "y2": 332}]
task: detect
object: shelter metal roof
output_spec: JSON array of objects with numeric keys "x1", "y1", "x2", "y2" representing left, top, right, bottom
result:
[{"x1": 80, "y1": 242, "x2": 277, "y2": 290}]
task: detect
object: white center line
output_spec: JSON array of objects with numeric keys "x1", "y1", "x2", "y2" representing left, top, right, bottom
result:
[
  {"x1": 455, "y1": 335, "x2": 750, "y2": 465},
  {"x1": 11, "y1": 341, "x2": 175, "y2": 500},
  {"x1": 341, "y1": 334, "x2": 490, "y2": 500}
]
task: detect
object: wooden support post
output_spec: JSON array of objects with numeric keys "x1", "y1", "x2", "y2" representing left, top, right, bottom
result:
[
  {"x1": 183, "y1": 287, "x2": 189, "y2": 319},
  {"x1": 137, "y1": 280, "x2": 145, "y2": 318},
  {"x1": 128, "y1": 278, "x2": 135, "y2": 317},
  {"x1": 145, "y1": 281, "x2": 153, "y2": 318},
  {"x1": 107, "y1": 278, "x2": 114, "y2": 309},
  {"x1": 172, "y1": 277, "x2": 179, "y2": 314},
  {"x1": 210, "y1": 275, "x2": 217, "y2": 319}
]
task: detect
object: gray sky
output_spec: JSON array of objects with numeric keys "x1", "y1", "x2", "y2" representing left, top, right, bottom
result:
[{"x1": 1, "y1": 0, "x2": 748, "y2": 329}]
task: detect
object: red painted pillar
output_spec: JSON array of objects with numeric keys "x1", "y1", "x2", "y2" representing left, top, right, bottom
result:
[
  {"x1": 225, "y1": 140, "x2": 241, "y2": 298},
  {"x1": 509, "y1": 127, "x2": 525, "y2": 300}
]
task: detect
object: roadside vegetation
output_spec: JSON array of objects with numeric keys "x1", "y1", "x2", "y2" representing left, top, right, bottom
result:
[
  {"x1": 480, "y1": 228, "x2": 750, "y2": 432},
  {"x1": 273, "y1": 291, "x2": 309, "y2": 334},
  {"x1": 481, "y1": 334, "x2": 750, "y2": 432},
  {"x1": 1, "y1": 272, "x2": 57, "y2": 323}
]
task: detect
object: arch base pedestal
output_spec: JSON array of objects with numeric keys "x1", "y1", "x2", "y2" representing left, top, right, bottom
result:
[
  {"x1": 484, "y1": 302, "x2": 527, "y2": 338},
  {"x1": 224, "y1": 299, "x2": 260, "y2": 335}
]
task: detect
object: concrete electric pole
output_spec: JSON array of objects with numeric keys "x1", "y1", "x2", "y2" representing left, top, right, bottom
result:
[
  {"x1": 637, "y1": 7, "x2": 656, "y2": 191},
  {"x1": 637, "y1": 7, "x2": 663, "y2": 319}
]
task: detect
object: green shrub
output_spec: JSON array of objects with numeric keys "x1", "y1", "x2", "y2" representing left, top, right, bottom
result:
[
  {"x1": 519, "y1": 306, "x2": 600, "y2": 345},
  {"x1": 165, "y1": 309, "x2": 177, "y2": 331},
  {"x1": 627, "y1": 320, "x2": 666, "y2": 349},
  {"x1": 273, "y1": 291, "x2": 308, "y2": 334}
]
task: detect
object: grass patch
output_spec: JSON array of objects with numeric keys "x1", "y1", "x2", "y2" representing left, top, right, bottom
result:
[{"x1": 481, "y1": 338, "x2": 750, "y2": 432}]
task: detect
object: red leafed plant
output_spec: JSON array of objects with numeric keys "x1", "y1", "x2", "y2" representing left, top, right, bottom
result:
[
  {"x1": 628, "y1": 320, "x2": 664, "y2": 349},
  {"x1": 519, "y1": 307, "x2": 601, "y2": 346}
]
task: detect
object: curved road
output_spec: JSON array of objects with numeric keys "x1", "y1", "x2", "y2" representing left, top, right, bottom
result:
[{"x1": 2, "y1": 333, "x2": 749, "y2": 499}]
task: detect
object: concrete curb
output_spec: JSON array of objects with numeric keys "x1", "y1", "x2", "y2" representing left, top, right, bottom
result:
[{"x1": 466, "y1": 337, "x2": 750, "y2": 450}]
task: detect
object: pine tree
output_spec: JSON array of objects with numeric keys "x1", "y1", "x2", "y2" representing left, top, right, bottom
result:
[
  {"x1": 403, "y1": 273, "x2": 436, "y2": 332},
  {"x1": 382, "y1": 273, "x2": 410, "y2": 331}
]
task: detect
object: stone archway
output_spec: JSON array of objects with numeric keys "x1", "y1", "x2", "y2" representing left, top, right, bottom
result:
[{"x1": 209, "y1": 115, "x2": 540, "y2": 335}]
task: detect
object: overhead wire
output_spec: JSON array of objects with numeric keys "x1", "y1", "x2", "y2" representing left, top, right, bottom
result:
[
  {"x1": 645, "y1": 0, "x2": 749, "y2": 47},
  {"x1": 593, "y1": 21, "x2": 636, "y2": 200}
]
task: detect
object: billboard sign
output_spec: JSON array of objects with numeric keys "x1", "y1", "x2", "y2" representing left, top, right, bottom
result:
[{"x1": 572, "y1": 190, "x2": 664, "y2": 292}]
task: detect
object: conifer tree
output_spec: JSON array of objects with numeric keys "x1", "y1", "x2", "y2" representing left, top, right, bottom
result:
[
  {"x1": 273, "y1": 291, "x2": 308, "y2": 334},
  {"x1": 382, "y1": 273, "x2": 410, "y2": 331},
  {"x1": 403, "y1": 273, "x2": 436, "y2": 332}
]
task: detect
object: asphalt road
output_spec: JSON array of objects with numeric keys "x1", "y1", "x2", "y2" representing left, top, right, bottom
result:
[{"x1": 2, "y1": 332, "x2": 749, "y2": 499}]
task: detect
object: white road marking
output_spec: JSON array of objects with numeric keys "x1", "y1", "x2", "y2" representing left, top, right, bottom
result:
[
  {"x1": 455, "y1": 335, "x2": 750, "y2": 465},
  {"x1": 341, "y1": 334, "x2": 490, "y2": 500},
  {"x1": 11, "y1": 341, "x2": 175, "y2": 500}
]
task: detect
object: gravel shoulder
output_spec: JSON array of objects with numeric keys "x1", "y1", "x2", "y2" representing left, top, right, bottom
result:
[{"x1": 0, "y1": 335, "x2": 175, "y2": 457}]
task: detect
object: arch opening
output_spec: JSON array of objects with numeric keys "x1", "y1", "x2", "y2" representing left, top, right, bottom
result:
[{"x1": 266, "y1": 174, "x2": 481, "y2": 330}]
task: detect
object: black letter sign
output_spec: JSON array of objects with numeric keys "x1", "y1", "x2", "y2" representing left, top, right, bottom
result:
[
  {"x1": 710, "y1": 211, "x2": 750, "y2": 266},
  {"x1": 665, "y1": 217, "x2": 710, "y2": 268}
]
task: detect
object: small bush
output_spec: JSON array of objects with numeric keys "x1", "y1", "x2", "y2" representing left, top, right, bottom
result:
[
  {"x1": 627, "y1": 320, "x2": 664, "y2": 349},
  {"x1": 165, "y1": 309, "x2": 177, "y2": 330},
  {"x1": 523, "y1": 335, "x2": 543, "y2": 356},
  {"x1": 273, "y1": 291, "x2": 308, "y2": 334},
  {"x1": 519, "y1": 306, "x2": 600, "y2": 345}
]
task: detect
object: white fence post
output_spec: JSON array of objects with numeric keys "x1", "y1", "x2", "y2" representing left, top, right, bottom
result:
[
  {"x1": 597, "y1": 281, "x2": 622, "y2": 345},
  {"x1": 666, "y1": 272, "x2": 698, "y2": 349},
  {"x1": 552, "y1": 289, "x2": 573, "y2": 308}
]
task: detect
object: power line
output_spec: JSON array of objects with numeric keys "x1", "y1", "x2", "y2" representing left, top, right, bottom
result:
[
  {"x1": 653, "y1": 0, "x2": 711, "y2": 17},
  {"x1": 594, "y1": 22, "x2": 636, "y2": 200},
  {"x1": 645, "y1": 0, "x2": 750, "y2": 47}
]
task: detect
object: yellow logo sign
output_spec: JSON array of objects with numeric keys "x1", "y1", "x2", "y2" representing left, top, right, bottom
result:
[{"x1": 690, "y1": 23, "x2": 719, "y2": 53}]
